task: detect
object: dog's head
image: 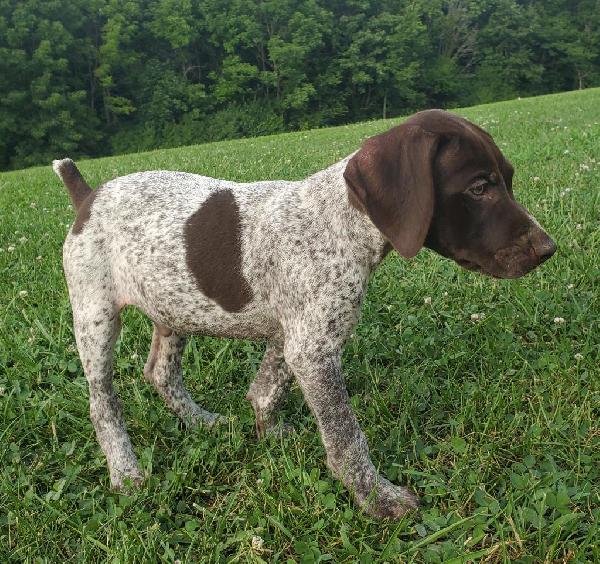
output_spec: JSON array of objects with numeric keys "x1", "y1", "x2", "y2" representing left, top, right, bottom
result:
[{"x1": 343, "y1": 110, "x2": 556, "y2": 278}]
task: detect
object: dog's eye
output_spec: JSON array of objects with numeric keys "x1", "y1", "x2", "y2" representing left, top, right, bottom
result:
[{"x1": 468, "y1": 181, "x2": 487, "y2": 197}]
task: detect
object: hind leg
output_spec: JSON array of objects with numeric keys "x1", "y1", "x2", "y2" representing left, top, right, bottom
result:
[
  {"x1": 246, "y1": 343, "x2": 295, "y2": 438},
  {"x1": 72, "y1": 299, "x2": 143, "y2": 489},
  {"x1": 144, "y1": 324, "x2": 221, "y2": 426}
]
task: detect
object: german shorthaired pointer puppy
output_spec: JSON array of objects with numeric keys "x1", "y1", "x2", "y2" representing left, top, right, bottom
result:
[{"x1": 53, "y1": 110, "x2": 556, "y2": 519}]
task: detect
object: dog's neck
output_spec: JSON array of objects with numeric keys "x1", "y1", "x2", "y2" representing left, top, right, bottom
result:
[{"x1": 300, "y1": 156, "x2": 391, "y2": 271}]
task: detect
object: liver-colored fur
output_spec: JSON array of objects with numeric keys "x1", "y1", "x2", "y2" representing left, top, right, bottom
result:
[
  {"x1": 72, "y1": 189, "x2": 100, "y2": 234},
  {"x1": 184, "y1": 189, "x2": 253, "y2": 312},
  {"x1": 53, "y1": 110, "x2": 555, "y2": 520}
]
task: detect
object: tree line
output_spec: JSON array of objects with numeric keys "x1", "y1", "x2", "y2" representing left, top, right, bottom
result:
[{"x1": 1, "y1": 0, "x2": 599, "y2": 171}]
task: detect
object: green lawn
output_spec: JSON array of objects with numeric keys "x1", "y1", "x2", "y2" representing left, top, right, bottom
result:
[{"x1": 1, "y1": 88, "x2": 598, "y2": 562}]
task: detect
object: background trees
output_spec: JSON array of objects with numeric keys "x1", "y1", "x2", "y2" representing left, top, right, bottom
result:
[{"x1": 1, "y1": 0, "x2": 598, "y2": 170}]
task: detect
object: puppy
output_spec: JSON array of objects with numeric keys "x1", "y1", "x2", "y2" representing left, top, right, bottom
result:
[{"x1": 54, "y1": 110, "x2": 555, "y2": 519}]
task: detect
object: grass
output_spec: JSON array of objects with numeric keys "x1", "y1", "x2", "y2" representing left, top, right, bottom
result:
[{"x1": 0, "y1": 88, "x2": 599, "y2": 563}]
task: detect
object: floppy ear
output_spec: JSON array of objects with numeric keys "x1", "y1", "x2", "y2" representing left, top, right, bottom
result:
[{"x1": 343, "y1": 124, "x2": 440, "y2": 258}]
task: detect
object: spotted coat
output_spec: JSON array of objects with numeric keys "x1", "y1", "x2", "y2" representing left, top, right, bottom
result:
[{"x1": 54, "y1": 109, "x2": 555, "y2": 520}]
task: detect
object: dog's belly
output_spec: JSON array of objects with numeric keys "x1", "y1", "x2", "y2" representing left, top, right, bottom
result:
[
  {"x1": 115, "y1": 255, "x2": 281, "y2": 341},
  {"x1": 141, "y1": 296, "x2": 282, "y2": 341}
]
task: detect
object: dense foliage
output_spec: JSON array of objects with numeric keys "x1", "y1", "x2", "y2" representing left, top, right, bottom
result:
[{"x1": 1, "y1": 0, "x2": 599, "y2": 170}]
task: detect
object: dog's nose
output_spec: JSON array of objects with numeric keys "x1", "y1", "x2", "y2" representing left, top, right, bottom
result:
[{"x1": 533, "y1": 234, "x2": 556, "y2": 263}]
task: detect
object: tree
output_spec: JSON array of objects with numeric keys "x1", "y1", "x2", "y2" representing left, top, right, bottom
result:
[
  {"x1": 339, "y1": 4, "x2": 427, "y2": 119},
  {"x1": 0, "y1": 0, "x2": 599, "y2": 170},
  {"x1": 0, "y1": 0, "x2": 100, "y2": 168}
]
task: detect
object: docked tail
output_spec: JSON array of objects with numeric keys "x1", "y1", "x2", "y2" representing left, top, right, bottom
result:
[{"x1": 52, "y1": 158, "x2": 92, "y2": 211}]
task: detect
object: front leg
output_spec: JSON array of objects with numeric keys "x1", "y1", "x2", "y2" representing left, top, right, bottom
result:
[{"x1": 284, "y1": 341, "x2": 418, "y2": 519}]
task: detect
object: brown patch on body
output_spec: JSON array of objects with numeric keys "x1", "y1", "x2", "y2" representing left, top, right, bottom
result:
[
  {"x1": 184, "y1": 189, "x2": 253, "y2": 312},
  {"x1": 72, "y1": 188, "x2": 100, "y2": 234}
]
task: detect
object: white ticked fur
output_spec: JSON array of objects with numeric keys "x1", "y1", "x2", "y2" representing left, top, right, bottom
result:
[{"x1": 60, "y1": 157, "x2": 418, "y2": 518}]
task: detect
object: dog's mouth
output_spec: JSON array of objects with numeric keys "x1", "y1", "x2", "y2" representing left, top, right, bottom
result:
[
  {"x1": 491, "y1": 246, "x2": 547, "y2": 279},
  {"x1": 456, "y1": 258, "x2": 485, "y2": 274},
  {"x1": 456, "y1": 253, "x2": 541, "y2": 280},
  {"x1": 450, "y1": 250, "x2": 537, "y2": 280},
  {"x1": 457, "y1": 258, "x2": 478, "y2": 270},
  {"x1": 455, "y1": 257, "x2": 510, "y2": 279}
]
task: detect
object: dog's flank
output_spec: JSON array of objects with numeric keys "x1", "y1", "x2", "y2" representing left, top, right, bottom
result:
[{"x1": 52, "y1": 158, "x2": 92, "y2": 211}]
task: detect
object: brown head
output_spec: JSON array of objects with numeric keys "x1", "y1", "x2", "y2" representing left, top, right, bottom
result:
[{"x1": 344, "y1": 110, "x2": 556, "y2": 278}]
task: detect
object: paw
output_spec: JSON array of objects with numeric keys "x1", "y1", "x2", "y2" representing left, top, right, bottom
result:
[
  {"x1": 254, "y1": 410, "x2": 295, "y2": 439},
  {"x1": 209, "y1": 413, "x2": 231, "y2": 428},
  {"x1": 202, "y1": 411, "x2": 228, "y2": 427},
  {"x1": 261, "y1": 420, "x2": 295, "y2": 439},
  {"x1": 109, "y1": 467, "x2": 144, "y2": 491},
  {"x1": 356, "y1": 477, "x2": 419, "y2": 520},
  {"x1": 186, "y1": 408, "x2": 227, "y2": 428}
]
